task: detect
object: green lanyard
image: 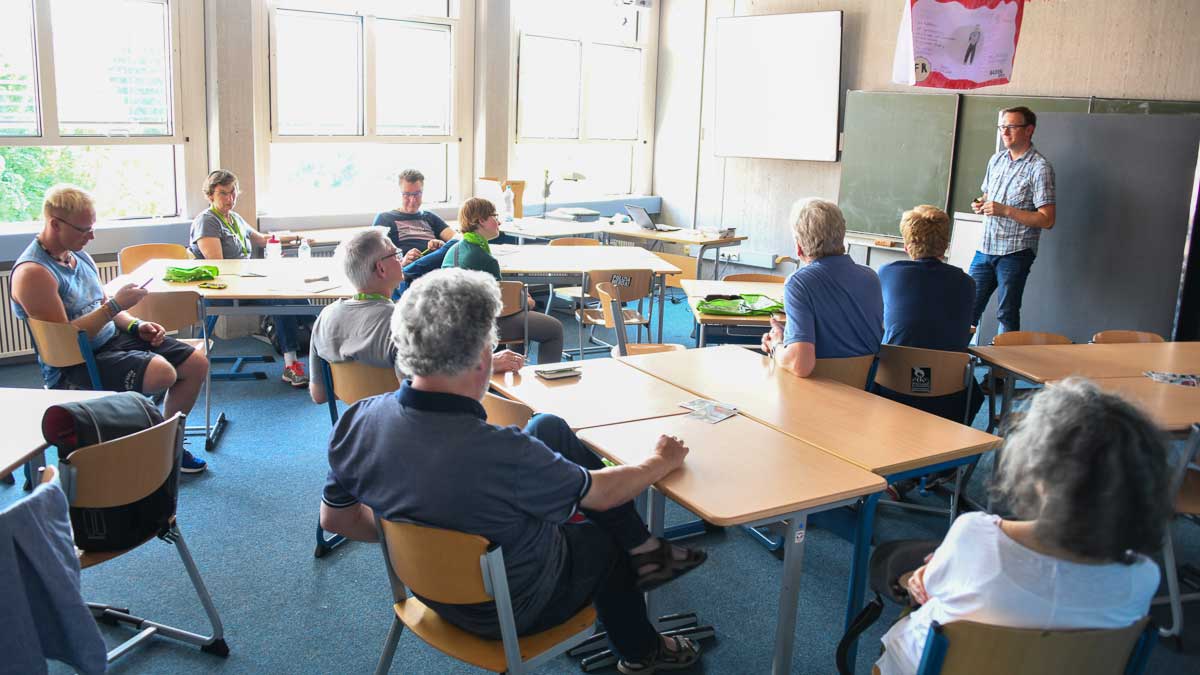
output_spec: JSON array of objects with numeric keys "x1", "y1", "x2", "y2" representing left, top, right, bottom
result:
[
  {"x1": 354, "y1": 293, "x2": 390, "y2": 302},
  {"x1": 461, "y1": 231, "x2": 491, "y2": 256},
  {"x1": 211, "y1": 208, "x2": 250, "y2": 258}
]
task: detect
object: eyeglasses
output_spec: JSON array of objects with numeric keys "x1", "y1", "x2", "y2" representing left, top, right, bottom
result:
[
  {"x1": 997, "y1": 124, "x2": 1030, "y2": 131},
  {"x1": 53, "y1": 216, "x2": 95, "y2": 235},
  {"x1": 401, "y1": 190, "x2": 423, "y2": 198},
  {"x1": 377, "y1": 249, "x2": 404, "y2": 264}
]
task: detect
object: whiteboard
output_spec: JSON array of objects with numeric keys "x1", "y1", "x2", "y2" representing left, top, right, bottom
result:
[{"x1": 714, "y1": 12, "x2": 842, "y2": 162}]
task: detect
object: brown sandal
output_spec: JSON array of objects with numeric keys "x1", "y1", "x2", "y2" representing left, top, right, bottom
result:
[{"x1": 630, "y1": 542, "x2": 707, "y2": 592}]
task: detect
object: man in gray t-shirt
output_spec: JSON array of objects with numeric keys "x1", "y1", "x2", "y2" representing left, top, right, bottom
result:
[{"x1": 309, "y1": 230, "x2": 525, "y2": 404}]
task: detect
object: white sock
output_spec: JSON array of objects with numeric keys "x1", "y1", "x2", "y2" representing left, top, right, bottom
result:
[{"x1": 284, "y1": 351, "x2": 297, "y2": 366}]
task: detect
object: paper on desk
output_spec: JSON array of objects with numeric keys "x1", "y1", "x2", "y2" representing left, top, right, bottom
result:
[
  {"x1": 680, "y1": 398, "x2": 738, "y2": 423},
  {"x1": 1144, "y1": 370, "x2": 1199, "y2": 387}
]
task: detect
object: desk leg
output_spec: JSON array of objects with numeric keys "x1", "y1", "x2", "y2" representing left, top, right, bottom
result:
[
  {"x1": 646, "y1": 489, "x2": 666, "y2": 619},
  {"x1": 841, "y1": 492, "x2": 880, "y2": 675},
  {"x1": 698, "y1": 324, "x2": 706, "y2": 348},
  {"x1": 772, "y1": 515, "x2": 808, "y2": 675},
  {"x1": 657, "y1": 275, "x2": 665, "y2": 343}
]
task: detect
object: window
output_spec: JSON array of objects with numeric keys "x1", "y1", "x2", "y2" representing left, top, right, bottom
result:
[
  {"x1": 267, "y1": 3, "x2": 470, "y2": 215},
  {"x1": 512, "y1": 0, "x2": 652, "y2": 197},
  {"x1": 0, "y1": 0, "x2": 189, "y2": 226}
]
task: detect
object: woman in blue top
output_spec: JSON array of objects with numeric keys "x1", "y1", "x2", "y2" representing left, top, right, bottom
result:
[{"x1": 188, "y1": 170, "x2": 312, "y2": 387}]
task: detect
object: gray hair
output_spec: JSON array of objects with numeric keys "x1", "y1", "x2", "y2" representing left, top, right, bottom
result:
[
  {"x1": 399, "y1": 169, "x2": 424, "y2": 185},
  {"x1": 336, "y1": 228, "x2": 391, "y2": 292},
  {"x1": 390, "y1": 268, "x2": 499, "y2": 377},
  {"x1": 788, "y1": 198, "x2": 845, "y2": 259},
  {"x1": 989, "y1": 377, "x2": 1171, "y2": 561}
]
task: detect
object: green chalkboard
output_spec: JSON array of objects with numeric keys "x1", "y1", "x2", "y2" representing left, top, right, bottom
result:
[
  {"x1": 949, "y1": 96, "x2": 1088, "y2": 214},
  {"x1": 1091, "y1": 98, "x2": 1200, "y2": 115},
  {"x1": 838, "y1": 91, "x2": 958, "y2": 238}
]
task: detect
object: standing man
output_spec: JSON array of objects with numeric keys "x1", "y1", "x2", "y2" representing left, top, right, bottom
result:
[
  {"x1": 372, "y1": 169, "x2": 457, "y2": 255},
  {"x1": 970, "y1": 106, "x2": 1056, "y2": 334}
]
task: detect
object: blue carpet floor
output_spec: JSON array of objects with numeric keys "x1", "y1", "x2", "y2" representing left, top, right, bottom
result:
[{"x1": 3, "y1": 293, "x2": 1199, "y2": 674}]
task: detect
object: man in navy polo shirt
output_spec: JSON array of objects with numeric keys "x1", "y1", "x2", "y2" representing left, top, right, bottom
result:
[
  {"x1": 760, "y1": 198, "x2": 883, "y2": 377},
  {"x1": 372, "y1": 168, "x2": 456, "y2": 255},
  {"x1": 319, "y1": 268, "x2": 706, "y2": 673}
]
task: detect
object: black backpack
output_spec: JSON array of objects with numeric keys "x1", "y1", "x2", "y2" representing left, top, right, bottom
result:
[{"x1": 43, "y1": 392, "x2": 177, "y2": 552}]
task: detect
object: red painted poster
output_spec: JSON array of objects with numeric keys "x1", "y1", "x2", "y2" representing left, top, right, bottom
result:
[{"x1": 893, "y1": 0, "x2": 1026, "y2": 90}]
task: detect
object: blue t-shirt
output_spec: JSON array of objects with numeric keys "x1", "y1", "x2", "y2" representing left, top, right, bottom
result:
[
  {"x1": 782, "y1": 254, "x2": 883, "y2": 359},
  {"x1": 879, "y1": 258, "x2": 975, "y2": 352},
  {"x1": 372, "y1": 210, "x2": 450, "y2": 253},
  {"x1": 323, "y1": 382, "x2": 589, "y2": 635}
]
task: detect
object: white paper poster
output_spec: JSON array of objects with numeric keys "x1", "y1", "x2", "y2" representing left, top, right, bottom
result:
[{"x1": 893, "y1": 0, "x2": 1025, "y2": 90}]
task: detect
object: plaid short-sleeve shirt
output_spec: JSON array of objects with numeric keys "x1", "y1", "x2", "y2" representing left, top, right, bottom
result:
[{"x1": 978, "y1": 146, "x2": 1055, "y2": 255}]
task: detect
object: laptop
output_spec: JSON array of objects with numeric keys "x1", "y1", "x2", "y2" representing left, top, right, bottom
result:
[{"x1": 625, "y1": 204, "x2": 681, "y2": 232}]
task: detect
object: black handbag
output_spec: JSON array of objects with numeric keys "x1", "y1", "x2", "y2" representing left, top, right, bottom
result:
[{"x1": 43, "y1": 392, "x2": 177, "y2": 552}]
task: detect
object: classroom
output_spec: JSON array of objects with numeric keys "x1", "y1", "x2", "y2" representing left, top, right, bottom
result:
[{"x1": 2, "y1": 1, "x2": 1199, "y2": 673}]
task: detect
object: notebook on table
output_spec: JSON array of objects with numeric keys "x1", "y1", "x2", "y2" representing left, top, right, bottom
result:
[{"x1": 625, "y1": 204, "x2": 681, "y2": 232}]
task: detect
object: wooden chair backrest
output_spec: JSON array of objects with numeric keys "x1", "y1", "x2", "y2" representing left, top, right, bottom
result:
[
  {"x1": 129, "y1": 291, "x2": 204, "y2": 332},
  {"x1": 991, "y1": 331, "x2": 1071, "y2": 346},
  {"x1": 328, "y1": 361, "x2": 400, "y2": 404},
  {"x1": 498, "y1": 280, "x2": 526, "y2": 318},
  {"x1": 482, "y1": 392, "x2": 533, "y2": 428},
  {"x1": 64, "y1": 414, "x2": 181, "y2": 509},
  {"x1": 119, "y1": 242, "x2": 190, "y2": 274},
  {"x1": 379, "y1": 520, "x2": 491, "y2": 604},
  {"x1": 811, "y1": 354, "x2": 875, "y2": 389},
  {"x1": 652, "y1": 251, "x2": 697, "y2": 289},
  {"x1": 583, "y1": 269, "x2": 653, "y2": 302},
  {"x1": 1090, "y1": 330, "x2": 1165, "y2": 344},
  {"x1": 594, "y1": 282, "x2": 622, "y2": 330},
  {"x1": 932, "y1": 618, "x2": 1149, "y2": 675},
  {"x1": 548, "y1": 237, "x2": 601, "y2": 247},
  {"x1": 874, "y1": 345, "x2": 970, "y2": 398},
  {"x1": 26, "y1": 318, "x2": 87, "y2": 368},
  {"x1": 722, "y1": 273, "x2": 784, "y2": 283}
]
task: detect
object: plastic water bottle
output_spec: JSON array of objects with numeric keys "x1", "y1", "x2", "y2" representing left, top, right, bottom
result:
[
  {"x1": 502, "y1": 185, "x2": 515, "y2": 222},
  {"x1": 298, "y1": 238, "x2": 311, "y2": 259},
  {"x1": 266, "y1": 234, "x2": 282, "y2": 259}
]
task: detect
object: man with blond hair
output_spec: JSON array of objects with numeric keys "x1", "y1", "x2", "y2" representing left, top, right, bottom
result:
[
  {"x1": 11, "y1": 184, "x2": 210, "y2": 472},
  {"x1": 876, "y1": 205, "x2": 982, "y2": 424},
  {"x1": 760, "y1": 198, "x2": 883, "y2": 377}
]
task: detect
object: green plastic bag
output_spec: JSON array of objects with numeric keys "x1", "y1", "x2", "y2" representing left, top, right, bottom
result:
[
  {"x1": 695, "y1": 293, "x2": 783, "y2": 316},
  {"x1": 163, "y1": 265, "x2": 220, "y2": 283}
]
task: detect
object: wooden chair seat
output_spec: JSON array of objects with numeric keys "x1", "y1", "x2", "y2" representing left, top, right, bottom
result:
[
  {"x1": 393, "y1": 597, "x2": 595, "y2": 673},
  {"x1": 1090, "y1": 330, "x2": 1165, "y2": 344},
  {"x1": 1176, "y1": 468, "x2": 1200, "y2": 515},
  {"x1": 611, "y1": 343, "x2": 686, "y2": 358},
  {"x1": 578, "y1": 307, "x2": 649, "y2": 328}
]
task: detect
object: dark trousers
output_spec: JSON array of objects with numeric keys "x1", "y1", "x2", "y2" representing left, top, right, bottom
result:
[
  {"x1": 969, "y1": 249, "x2": 1035, "y2": 333},
  {"x1": 206, "y1": 299, "x2": 307, "y2": 353},
  {"x1": 521, "y1": 414, "x2": 659, "y2": 660}
]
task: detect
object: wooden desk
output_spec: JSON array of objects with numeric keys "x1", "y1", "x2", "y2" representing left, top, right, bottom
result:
[
  {"x1": 970, "y1": 342, "x2": 1200, "y2": 384},
  {"x1": 679, "y1": 279, "x2": 784, "y2": 347},
  {"x1": 109, "y1": 258, "x2": 352, "y2": 310},
  {"x1": 489, "y1": 358, "x2": 693, "y2": 431},
  {"x1": 578, "y1": 413, "x2": 882, "y2": 674},
  {"x1": 3, "y1": 388, "x2": 110, "y2": 477},
  {"x1": 603, "y1": 224, "x2": 748, "y2": 279},
  {"x1": 622, "y1": 345, "x2": 1001, "y2": 475},
  {"x1": 1049, "y1": 376, "x2": 1200, "y2": 434},
  {"x1": 500, "y1": 218, "x2": 608, "y2": 242}
]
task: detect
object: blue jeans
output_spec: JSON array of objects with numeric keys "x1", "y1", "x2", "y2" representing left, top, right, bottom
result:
[
  {"x1": 969, "y1": 249, "x2": 1035, "y2": 333},
  {"x1": 393, "y1": 240, "x2": 458, "y2": 300},
  {"x1": 205, "y1": 299, "x2": 308, "y2": 354}
]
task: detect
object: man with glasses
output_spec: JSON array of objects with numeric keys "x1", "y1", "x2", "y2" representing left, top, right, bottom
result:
[
  {"x1": 372, "y1": 169, "x2": 456, "y2": 255},
  {"x1": 969, "y1": 106, "x2": 1056, "y2": 335},
  {"x1": 11, "y1": 184, "x2": 210, "y2": 473},
  {"x1": 307, "y1": 229, "x2": 523, "y2": 405}
]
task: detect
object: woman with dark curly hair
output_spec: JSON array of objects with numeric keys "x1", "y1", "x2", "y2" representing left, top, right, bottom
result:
[{"x1": 876, "y1": 377, "x2": 1171, "y2": 675}]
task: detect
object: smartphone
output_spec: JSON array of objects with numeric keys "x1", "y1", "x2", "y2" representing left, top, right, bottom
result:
[
  {"x1": 534, "y1": 366, "x2": 582, "y2": 381},
  {"x1": 139, "y1": 277, "x2": 154, "y2": 289}
]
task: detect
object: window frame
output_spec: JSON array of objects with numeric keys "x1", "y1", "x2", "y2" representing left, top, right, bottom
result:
[
  {"x1": 265, "y1": 1, "x2": 474, "y2": 206},
  {"x1": 510, "y1": 1, "x2": 658, "y2": 196}
]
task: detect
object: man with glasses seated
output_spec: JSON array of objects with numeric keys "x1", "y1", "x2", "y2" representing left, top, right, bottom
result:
[
  {"x1": 969, "y1": 106, "x2": 1056, "y2": 335},
  {"x1": 10, "y1": 184, "x2": 210, "y2": 473},
  {"x1": 308, "y1": 229, "x2": 524, "y2": 406},
  {"x1": 373, "y1": 168, "x2": 457, "y2": 256}
]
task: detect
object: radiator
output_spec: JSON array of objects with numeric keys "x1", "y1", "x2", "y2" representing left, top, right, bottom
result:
[{"x1": 0, "y1": 260, "x2": 123, "y2": 359}]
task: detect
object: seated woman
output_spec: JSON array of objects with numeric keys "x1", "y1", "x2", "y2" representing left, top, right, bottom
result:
[
  {"x1": 442, "y1": 197, "x2": 564, "y2": 364},
  {"x1": 874, "y1": 205, "x2": 983, "y2": 424},
  {"x1": 188, "y1": 170, "x2": 312, "y2": 387},
  {"x1": 876, "y1": 378, "x2": 1170, "y2": 675}
]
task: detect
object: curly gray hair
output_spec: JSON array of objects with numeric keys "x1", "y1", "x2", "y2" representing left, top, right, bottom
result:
[
  {"x1": 989, "y1": 377, "x2": 1172, "y2": 561},
  {"x1": 788, "y1": 198, "x2": 846, "y2": 259},
  {"x1": 336, "y1": 228, "x2": 392, "y2": 292},
  {"x1": 390, "y1": 268, "x2": 499, "y2": 377}
]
